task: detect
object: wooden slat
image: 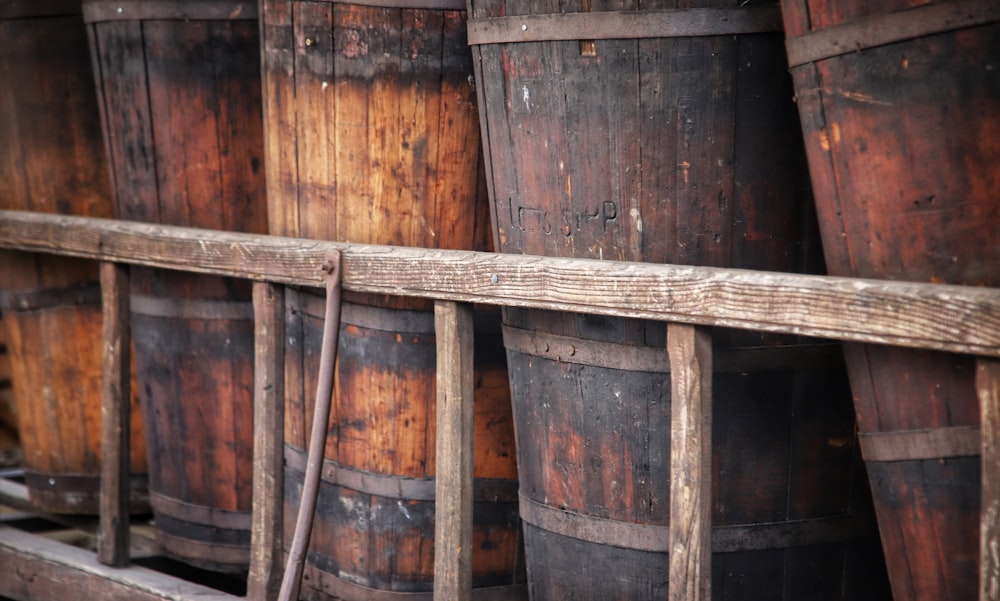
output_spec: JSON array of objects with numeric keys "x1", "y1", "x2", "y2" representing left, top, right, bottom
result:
[
  {"x1": 433, "y1": 300, "x2": 475, "y2": 601},
  {"x1": 979, "y1": 358, "x2": 1000, "y2": 601},
  {"x1": 98, "y1": 261, "x2": 130, "y2": 567},
  {"x1": 0, "y1": 525, "x2": 236, "y2": 601},
  {"x1": 247, "y1": 282, "x2": 285, "y2": 601},
  {"x1": 667, "y1": 324, "x2": 713, "y2": 601},
  {"x1": 0, "y1": 210, "x2": 999, "y2": 356}
]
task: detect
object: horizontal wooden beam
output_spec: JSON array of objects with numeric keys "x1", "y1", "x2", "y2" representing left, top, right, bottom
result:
[
  {"x1": 0, "y1": 526, "x2": 235, "y2": 601},
  {"x1": 1, "y1": 210, "x2": 998, "y2": 356}
]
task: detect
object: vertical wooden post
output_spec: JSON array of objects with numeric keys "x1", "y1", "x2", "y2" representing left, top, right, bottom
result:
[
  {"x1": 98, "y1": 261, "x2": 131, "y2": 567},
  {"x1": 667, "y1": 323, "x2": 713, "y2": 601},
  {"x1": 979, "y1": 358, "x2": 1000, "y2": 601},
  {"x1": 248, "y1": 281, "x2": 286, "y2": 601},
  {"x1": 433, "y1": 300, "x2": 475, "y2": 601}
]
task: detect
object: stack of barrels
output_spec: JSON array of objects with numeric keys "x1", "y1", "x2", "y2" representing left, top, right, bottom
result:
[{"x1": 0, "y1": 0, "x2": 995, "y2": 599}]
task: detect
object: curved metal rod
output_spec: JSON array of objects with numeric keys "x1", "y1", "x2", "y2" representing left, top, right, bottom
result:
[{"x1": 277, "y1": 251, "x2": 342, "y2": 601}]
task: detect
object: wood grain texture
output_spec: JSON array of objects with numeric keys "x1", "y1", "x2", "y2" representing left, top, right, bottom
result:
[
  {"x1": 667, "y1": 324, "x2": 712, "y2": 601},
  {"x1": 0, "y1": 525, "x2": 236, "y2": 601},
  {"x1": 1, "y1": 211, "x2": 998, "y2": 356},
  {"x1": 980, "y1": 358, "x2": 1000, "y2": 601},
  {"x1": 98, "y1": 262, "x2": 131, "y2": 567},
  {"x1": 434, "y1": 301, "x2": 475, "y2": 601},
  {"x1": 248, "y1": 282, "x2": 285, "y2": 601}
]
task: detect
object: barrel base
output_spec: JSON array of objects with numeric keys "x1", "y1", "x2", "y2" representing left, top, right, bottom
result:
[{"x1": 148, "y1": 492, "x2": 252, "y2": 574}]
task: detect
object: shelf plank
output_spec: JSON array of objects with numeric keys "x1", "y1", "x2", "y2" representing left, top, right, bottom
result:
[{"x1": 1, "y1": 210, "x2": 998, "y2": 357}]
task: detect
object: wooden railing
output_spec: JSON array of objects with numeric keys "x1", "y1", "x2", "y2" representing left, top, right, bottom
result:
[{"x1": 1, "y1": 208, "x2": 998, "y2": 601}]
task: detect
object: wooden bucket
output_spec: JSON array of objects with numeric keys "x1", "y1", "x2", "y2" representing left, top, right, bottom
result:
[
  {"x1": 468, "y1": 0, "x2": 890, "y2": 597},
  {"x1": 0, "y1": 0, "x2": 148, "y2": 514},
  {"x1": 85, "y1": 0, "x2": 266, "y2": 572},
  {"x1": 780, "y1": 2, "x2": 1000, "y2": 598},
  {"x1": 282, "y1": 292, "x2": 522, "y2": 598},
  {"x1": 260, "y1": 1, "x2": 524, "y2": 596}
]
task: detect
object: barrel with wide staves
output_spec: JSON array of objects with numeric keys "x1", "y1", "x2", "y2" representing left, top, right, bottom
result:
[
  {"x1": 261, "y1": 0, "x2": 524, "y2": 597},
  {"x1": 0, "y1": 0, "x2": 148, "y2": 514},
  {"x1": 468, "y1": 0, "x2": 891, "y2": 597},
  {"x1": 780, "y1": 2, "x2": 1000, "y2": 599},
  {"x1": 85, "y1": 0, "x2": 266, "y2": 572}
]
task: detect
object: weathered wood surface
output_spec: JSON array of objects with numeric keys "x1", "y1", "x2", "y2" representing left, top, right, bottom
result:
[
  {"x1": 980, "y1": 358, "x2": 1000, "y2": 601},
  {"x1": 1, "y1": 210, "x2": 998, "y2": 356},
  {"x1": 667, "y1": 324, "x2": 712, "y2": 601},
  {"x1": 0, "y1": 525, "x2": 236, "y2": 601},
  {"x1": 434, "y1": 301, "x2": 475, "y2": 601},
  {"x1": 98, "y1": 262, "x2": 131, "y2": 567},
  {"x1": 248, "y1": 282, "x2": 285, "y2": 601},
  {"x1": 782, "y1": 3, "x2": 1000, "y2": 599}
]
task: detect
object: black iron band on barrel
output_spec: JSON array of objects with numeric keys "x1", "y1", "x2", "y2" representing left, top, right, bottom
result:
[
  {"x1": 785, "y1": 0, "x2": 1000, "y2": 67},
  {"x1": 859, "y1": 425, "x2": 981, "y2": 463},
  {"x1": 83, "y1": 0, "x2": 257, "y2": 23},
  {"x1": 519, "y1": 493, "x2": 874, "y2": 553},
  {"x1": 467, "y1": 6, "x2": 781, "y2": 46}
]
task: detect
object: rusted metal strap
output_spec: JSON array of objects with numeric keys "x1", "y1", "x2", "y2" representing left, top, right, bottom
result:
[
  {"x1": 148, "y1": 491, "x2": 252, "y2": 530},
  {"x1": 858, "y1": 425, "x2": 981, "y2": 462},
  {"x1": 82, "y1": 0, "x2": 257, "y2": 23},
  {"x1": 23, "y1": 470, "x2": 147, "y2": 512},
  {"x1": 295, "y1": 0, "x2": 465, "y2": 11},
  {"x1": 786, "y1": 0, "x2": 1000, "y2": 67},
  {"x1": 292, "y1": 291, "x2": 434, "y2": 332},
  {"x1": 131, "y1": 294, "x2": 253, "y2": 320},
  {"x1": 284, "y1": 445, "x2": 518, "y2": 502},
  {"x1": 502, "y1": 325, "x2": 841, "y2": 373},
  {"x1": 279, "y1": 251, "x2": 344, "y2": 601},
  {"x1": 467, "y1": 5, "x2": 781, "y2": 46},
  {"x1": 519, "y1": 493, "x2": 874, "y2": 553},
  {"x1": 302, "y1": 564, "x2": 527, "y2": 601},
  {"x1": 0, "y1": 0, "x2": 81, "y2": 19},
  {"x1": 155, "y1": 530, "x2": 251, "y2": 565},
  {"x1": 0, "y1": 282, "x2": 100, "y2": 312}
]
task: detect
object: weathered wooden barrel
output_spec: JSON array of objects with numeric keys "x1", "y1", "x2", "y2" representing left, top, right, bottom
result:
[
  {"x1": 780, "y1": 2, "x2": 1000, "y2": 599},
  {"x1": 0, "y1": 0, "x2": 148, "y2": 514},
  {"x1": 282, "y1": 291, "x2": 522, "y2": 598},
  {"x1": 468, "y1": 0, "x2": 890, "y2": 597},
  {"x1": 260, "y1": 1, "x2": 524, "y2": 596},
  {"x1": 85, "y1": 0, "x2": 265, "y2": 572}
]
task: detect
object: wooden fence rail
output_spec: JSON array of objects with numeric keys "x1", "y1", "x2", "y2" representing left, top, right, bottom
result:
[{"x1": 0, "y1": 209, "x2": 997, "y2": 601}]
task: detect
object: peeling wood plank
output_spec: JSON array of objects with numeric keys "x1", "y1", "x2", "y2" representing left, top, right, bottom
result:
[
  {"x1": 667, "y1": 324, "x2": 713, "y2": 601},
  {"x1": 433, "y1": 300, "x2": 474, "y2": 601},
  {"x1": 1, "y1": 210, "x2": 999, "y2": 356},
  {"x1": 98, "y1": 261, "x2": 130, "y2": 567},
  {"x1": 0, "y1": 526, "x2": 236, "y2": 601},
  {"x1": 247, "y1": 282, "x2": 285, "y2": 601},
  {"x1": 979, "y1": 358, "x2": 1000, "y2": 601}
]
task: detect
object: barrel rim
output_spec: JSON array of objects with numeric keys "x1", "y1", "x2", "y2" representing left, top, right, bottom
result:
[
  {"x1": 466, "y1": 5, "x2": 782, "y2": 46},
  {"x1": 82, "y1": 0, "x2": 257, "y2": 23},
  {"x1": 785, "y1": 0, "x2": 1000, "y2": 67}
]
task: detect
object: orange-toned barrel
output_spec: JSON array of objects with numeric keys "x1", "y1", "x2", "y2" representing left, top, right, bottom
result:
[
  {"x1": 260, "y1": 0, "x2": 524, "y2": 596},
  {"x1": 85, "y1": 0, "x2": 265, "y2": 572},
  {"x1": 0, "y1": 0, "x2": 148, "y2": 514}
]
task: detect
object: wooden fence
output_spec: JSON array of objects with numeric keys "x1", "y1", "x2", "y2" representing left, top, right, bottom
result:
[{"x1": 0, "y1": 208, "x2": 997, "y2": 601}]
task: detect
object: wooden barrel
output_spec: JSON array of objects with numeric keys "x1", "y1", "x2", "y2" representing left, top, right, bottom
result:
[
  {"x1": 260, "y1": 1, "x2": 524, "y2": 596},
  {"x1": 85, "y1": 0, "x2": 266, "y2": 572},
  {"x1": 282, "y1": 292, "x2": 522, "y2": 598},
  {"x1": 468, "y1": 0, "x2": 890, "y2": 597},
  {"x1": 780, "y1": 2, "x2": 1000, "y2": 599},
  {"x1": 0, "y1": 0, "x2": 148, "y2": 514}
]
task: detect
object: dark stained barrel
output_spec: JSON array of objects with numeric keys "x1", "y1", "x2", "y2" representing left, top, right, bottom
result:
[
  {"x1": 780, "y1": 2, "x2": 1000, "y2": 599},
  {"x1": 85, "y1": 0, "x2": 266, "y2": 572},
  {"x1": 468, "y1": 0, "x2": 891, "y2": 597},
  {"x1": 260, "y1": 0, "x2": 524, "y2": 596},
  {"x1": 0, "y1": 0, "x2": 148, "y2": 514}
]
